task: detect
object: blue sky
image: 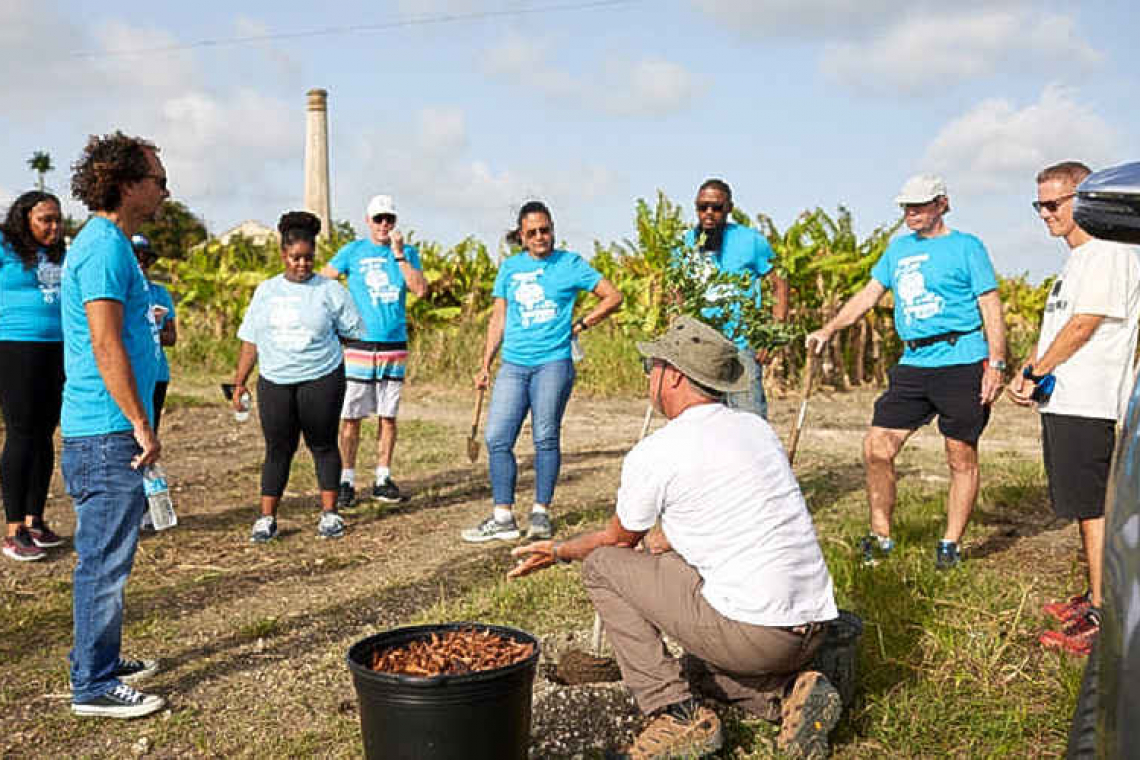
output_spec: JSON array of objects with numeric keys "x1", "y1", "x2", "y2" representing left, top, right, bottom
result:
[{"x1": 2, "y1": 0, "x2": 1136, "y2": 279}]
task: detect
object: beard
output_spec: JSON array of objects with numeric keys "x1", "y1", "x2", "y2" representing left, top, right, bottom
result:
[{"x1": 697, "y1": 224, "x2": 725, "y2": 252}]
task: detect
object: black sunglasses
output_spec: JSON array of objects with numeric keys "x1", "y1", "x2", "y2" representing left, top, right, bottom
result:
[
  {"x1": 523, "y1": 225, "x2": 552, "y2": 239},
  {"x1": 696, "y1": 202, "x2": 726, "y2": 213},
  {"x1": 372, "y1": 213, "x2": 397, "y2": 225},
  {"x1": 1032, "y1": 194, "x2": 1075, "y2": 213}
]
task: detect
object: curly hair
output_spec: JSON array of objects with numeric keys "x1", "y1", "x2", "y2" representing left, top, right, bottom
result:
[
  {"x1": 505, "y1": 200, "x2": 553, "y2": 246},
  {"x1": 277, "y1": 210, "x2": 321, "y2": 249},
  {"x1": 0, "y1": 191, "x2": 65, "y2": 268},
  {"x1": 698, "y1": 178, "x2": 733, "y2": 204},
  {"x1": 70, "y1": 131, "x2": 158, "y2": 212}
]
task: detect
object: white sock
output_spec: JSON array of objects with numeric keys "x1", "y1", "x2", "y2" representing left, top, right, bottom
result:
[
  {"x1": 531, "y1": 504, "x2": 548, "y2": 515},
  {"x1": 493, "y1": 506, "x2": 514, "y2": 524},
  {"x1": 340, "y1": 469, "x2": 355, "y2": 486},
  {"x1": 375, "y1": 466, "x2": 390, "y2": 483}
]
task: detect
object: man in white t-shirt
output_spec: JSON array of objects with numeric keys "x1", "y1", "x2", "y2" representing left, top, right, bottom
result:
[
  {"x1": 509, "y1": 316, "x2": 840, "y2": 759},
  {"x1": 1009, "y1": 160, "x2": 1140, "y2": 657}
]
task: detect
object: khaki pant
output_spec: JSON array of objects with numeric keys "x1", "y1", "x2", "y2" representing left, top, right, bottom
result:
[{"x1": 582, "y1": 546, "x2": 825, "y2": 719}]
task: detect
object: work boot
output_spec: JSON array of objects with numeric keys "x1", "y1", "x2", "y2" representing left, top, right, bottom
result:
[
  {"x1": 778, "y1": 671, "x2": 841, "y2": 758},
  {"x1": 608, "y1": 700, "x2": 722, "y2": 759}
]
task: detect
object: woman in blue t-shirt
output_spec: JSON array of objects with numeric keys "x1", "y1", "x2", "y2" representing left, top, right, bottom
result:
[
  {"x1": 462, "y1": 201, "x2": 622, "y2": 544},
  {"x1": 0, "y1": 191, "x2": 67, "y2": 562},
  {"x1": 233, "y1": 212, "x2": 363, "y2": 544}
]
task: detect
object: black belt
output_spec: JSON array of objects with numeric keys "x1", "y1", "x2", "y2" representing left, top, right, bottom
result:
[{"x1": 903, "y1": 327, "x2": 980, "y2": 352}]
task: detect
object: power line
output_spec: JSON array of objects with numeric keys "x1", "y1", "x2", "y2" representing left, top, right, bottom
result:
[{"x1": 70, "y1": 0, "x2": 640, "y2": 59}]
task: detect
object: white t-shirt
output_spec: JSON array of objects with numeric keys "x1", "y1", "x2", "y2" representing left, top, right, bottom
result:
[
  {"x1": 1036, "y1": 239, "x2": 1140, "y2": 421},
  {"x1": 616, "y1": 403, "x2": 837, "y2": 627}
]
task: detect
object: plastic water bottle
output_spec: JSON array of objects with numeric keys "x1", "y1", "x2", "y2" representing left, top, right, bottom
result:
[
  {"x1": 235, "y1": 391, "x2": 252, "y2": 423},
  {"x1": 570, "y1": 335, "x2": 585, "y2": 363},
  {"x1": 143, "y1": 464, "x2": 178, "y2": 531}
]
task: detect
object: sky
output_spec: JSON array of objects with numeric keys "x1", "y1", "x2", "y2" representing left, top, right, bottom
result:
[{"x1": 1, "y1": 0, "x2": 1137, "y2": 280}]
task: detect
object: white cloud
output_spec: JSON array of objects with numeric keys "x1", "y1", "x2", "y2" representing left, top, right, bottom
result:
[
  {"x1": 691, "y1": 0, "x2": 909, "y2": 36},
  {"x1": 920, "y1": 84, "x2": 1120, "y2": 194}
]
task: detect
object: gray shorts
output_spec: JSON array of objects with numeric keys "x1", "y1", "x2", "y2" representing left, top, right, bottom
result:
[{"x1": 341, "y1": 379, "x2": 402, "y2": 419}]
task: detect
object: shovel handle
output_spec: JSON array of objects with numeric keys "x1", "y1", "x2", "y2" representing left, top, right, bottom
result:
[
  {"x1": 470, "y1": 387, "x2": 485, "y2": 437},
  {"x1": 787, "y1": 351, "x2": 818, "y2": 465}
]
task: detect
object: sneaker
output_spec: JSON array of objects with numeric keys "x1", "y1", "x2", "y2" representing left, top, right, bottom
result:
[
  {"x1": 250, "y1": 515, "x2": 278, "y2": 544},
  {"x1": 3, "y1": 527, "x2": 46, "y2": 562},
  {"x1": 935, "y1": 541, "x2": 962, "y2": 570},
  {"x1": 778, "y1": 670, "x2": 842, "y2": 758},
  {"x1": 858, "y1": 534, "x2": 892, "y2": 566},
  {"x1": 72, "y1": 683, "x2": 165, "y2": 719},
  {"x1": 527, "y1": 511, "x2": 553, "y2": 540},
  {"x1": 336, "y1": 482, "x2": 356, "y2": 509},
  {"x1": 114, "y1": 657, "x2": 159, "y2": 684},
  {"x1": 372, "y1": 477, "x2": 403, "y2": 503},
  {"x1": 610, "y1": 701, "x2": 722, "y2": 759},
  {"x1": 461, "y1": 515, "x2": 521, "y2": 543},
  {"x1": 1040, "y1": 609, "x2": 1100, "y2": 656},
  {"x1": 317, "y1": 511, "x2": 346, "y2": 539},
  {"x1": 1043, "y1": 593, "x2": 1091, "y2": 623},
  {"x1": 27, "y1": 521, "x2": 64, "y2": 548}
]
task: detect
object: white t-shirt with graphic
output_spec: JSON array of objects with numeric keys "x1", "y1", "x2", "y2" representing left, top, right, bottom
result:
[{"x1": 1036, "y1": 239, "x2": 1140, "y2": 421}]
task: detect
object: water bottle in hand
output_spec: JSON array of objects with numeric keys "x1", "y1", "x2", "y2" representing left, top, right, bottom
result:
[
  {"x1": 235, "y1": 391, "x2": 252, "y2": 423},
  {"x1": 570, "y1": 335, "x2": 585, "y2": 364},
  {"x1": 143, "y1": 464, "x2": 178, "y2": 531}
]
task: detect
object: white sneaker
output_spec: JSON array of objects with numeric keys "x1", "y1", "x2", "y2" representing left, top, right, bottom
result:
[
  {"x1": 250, "y1": 515, "x2": 278, "y2": 543},
  {"x1": 317, "y1": 511, "x2": 346, "y2": 539}
]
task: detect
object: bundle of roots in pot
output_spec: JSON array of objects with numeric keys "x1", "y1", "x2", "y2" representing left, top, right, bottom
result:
[{"x1": 369, "y1": 627, "x2": 535, "y2": 677}]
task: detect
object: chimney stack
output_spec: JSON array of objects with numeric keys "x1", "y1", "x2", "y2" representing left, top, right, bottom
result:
[{"x1": 304, "y1": 88, "x2": 332, "y2": 240}]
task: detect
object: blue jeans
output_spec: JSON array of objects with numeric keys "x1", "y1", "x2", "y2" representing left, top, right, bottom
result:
[
  {"x1": 485, "y1": 359, "x2": 575, "y2": 507},
  {"x1": 726, "y1": 349, "x2": 768, "y2": 419},
  {"x1": 61, "y1": 432, "x2": 147, "y2": 702}
]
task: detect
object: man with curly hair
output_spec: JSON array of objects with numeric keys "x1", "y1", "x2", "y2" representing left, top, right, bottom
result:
[{"x1": 62, "y1": 131, "x2": 168, "y2": 718}]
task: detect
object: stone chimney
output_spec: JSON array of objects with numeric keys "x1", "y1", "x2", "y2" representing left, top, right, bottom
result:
[{"x1": 304, "y1": 88, "x2": 332, "y2": 240}]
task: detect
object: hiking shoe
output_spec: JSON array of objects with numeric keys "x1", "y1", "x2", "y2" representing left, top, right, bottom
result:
[
  {"x1": 27, "y1": 521, "x2": 64, "y2": 548},
  {"x1": 372, "y1": 477, "x2": 403, "y2": 503},
  {"x1": 461, "y1": 515, "x2": 521, "y2": 543},
  {"x1": 1043, "y1": 593, "x2": 1091, "y2": 623},
  {"x1": 1040, "y1": 609, "x2": 1100, "y2": 656},
  {"x1": 72, "y1": 683, "x2": 165, "y2": 719},
  {"x1": 778, "y1": 670, "x2": 842, "y2": 758},
  {"x1": 527, "y1": 511, "x2": 553, "y2": 540},
  {"x1": 317, "y1": 511, "x2": 346, "y2": 539},
  {"x1": 935, "y1": 541, "x2": 962, "y2": 570},
  {"x1": 858, "y1": 534, "x2": 892, "y2": 566},
  {"x1": 250, "y1": 515, "x2": 278, "y2": 544},
  {"x1": 3, "y1": 527, "x2": 45, "y2": 562},
  {"x1": 114, "y1": 657, "x2": 159, "y2": 684},
  {"x1": 609, "y1": 702, "x2": 723, "y2": 759},
  {"x1": 336, "y1": 482, "x2": 356, "y2": 509}
]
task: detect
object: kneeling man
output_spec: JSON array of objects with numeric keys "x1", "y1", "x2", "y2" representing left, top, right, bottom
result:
[{"x1": 510, "y1": 316, "x2": 840, "y2": 759}]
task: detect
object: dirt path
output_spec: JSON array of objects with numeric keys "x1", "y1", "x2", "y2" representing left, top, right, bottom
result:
[{"x1": 0, "y1": 383, "x2": 1077, "y2": 757}]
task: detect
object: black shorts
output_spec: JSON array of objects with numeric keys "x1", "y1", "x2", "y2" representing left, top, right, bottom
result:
[
  {"x1": 871, "y1": 361, "x2": 990, "y2": 444},
  {"x1": 1041, "y1": 413, "x2": 1116, "y2": 521}
]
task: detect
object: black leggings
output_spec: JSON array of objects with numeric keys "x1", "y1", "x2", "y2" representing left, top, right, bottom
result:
[
  {"x1": 153, "y1": 381, "x2": 168, "y2": 432},
  {"x1": 257, "y1": 365, "x2": 345, "y2": 498},
  {"x1": 0, "y1": 341, "x2": 64, "y2": 524}
]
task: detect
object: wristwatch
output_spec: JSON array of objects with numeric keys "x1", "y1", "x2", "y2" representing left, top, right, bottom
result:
[
  {"x1": 990, "y1": 359, "x2": 1007, "y2": 372},
  {"x1": 574, "y1": 318, "x2": 589, "y2": 332}
]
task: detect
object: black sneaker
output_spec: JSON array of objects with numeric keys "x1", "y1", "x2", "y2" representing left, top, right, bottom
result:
[
  {"x1": 336, "y1": 483, "x2": 356, "y2": 509},
  {"x1": 372, "y1": 477, "x2": 403, "y2": 503},
  {"x1": 114, "y1": 657, "x2": 159, "y2": 684},
  {"x1": 859, "y1": 534, "x2": 892, "y2": 566},
  {"x1": 935, "y1": 541, "x2": 962, "y2": 570},
  {"x1": 72, "y1": 683, "x2": 165, "y2": 719}
]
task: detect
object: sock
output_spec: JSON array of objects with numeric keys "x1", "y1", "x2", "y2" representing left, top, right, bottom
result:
[
  {"x1": 938, "y1": 539, "x2": 957, "y2": 548},
  {"x1": 663, "y1": 697, "x2": 701, "y2": 721},
  {"x1": 493, "y1": 506, "x2": 514, "y2": 524},
  {"x1": 375, "y1": 466, "x2": 390, "y2": 484},
  {"x1": 531, "y1": 504, "x2": 548, "y2": 515},
  {"x1": 340, "y1": 469, "x2": 355, "y2": 486},
  {"x1": 873, "y1": 533, "x2": 894, "y2": 551}
]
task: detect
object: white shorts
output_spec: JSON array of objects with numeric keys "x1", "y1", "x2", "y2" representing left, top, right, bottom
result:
[{"x1": 341, "y1": 379, "x2": 402, "y2": 419}]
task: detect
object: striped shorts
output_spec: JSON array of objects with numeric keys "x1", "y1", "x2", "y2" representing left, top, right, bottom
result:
[{"x1": 343, "y1": 340, "x2": 408, "y2": 382}]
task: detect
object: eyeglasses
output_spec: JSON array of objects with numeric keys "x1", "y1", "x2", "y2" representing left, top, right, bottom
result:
[
  {"x1": 523, "y1": 225, "x2": 552, "y2": 239},
  {"x1": 642, "y1": 357, "x2": 665, "y2": 375},
  {"x1": 147, "y1": 174, "x2": 168, "y2": 191},
  {"x1": 696, "y1": 202, "x2": 726, "y2": 213},
  {"x1": 1032, "y1": 193, "x2": 1076, "y2": 213},
  {"x1": 372, "y1": 214, "x2": 396, "y2": 225}
]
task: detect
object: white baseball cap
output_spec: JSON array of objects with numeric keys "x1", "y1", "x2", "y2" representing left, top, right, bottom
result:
[
  {"x1": 895, "y1": 174, "x2": 948, "y2": 205},
  {"x1": 366, "y1": 195, "x2": 397, "y2": 218}
]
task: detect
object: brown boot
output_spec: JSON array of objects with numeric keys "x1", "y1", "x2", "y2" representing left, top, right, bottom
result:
[
  {"x1": 778, "y1": 670, "x2": 841, "y2": 758},
  {"x1": 610, "y1": 701, "x2": 723, "y2": 759}
]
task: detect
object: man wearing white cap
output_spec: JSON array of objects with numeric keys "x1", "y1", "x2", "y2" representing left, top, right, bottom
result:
[
  {"x1": 320, "y1": 195, "x2": 426, "y2": 506},
  {"x1": 806, "y1": 175, "x2": 1006, "y2": 570}
]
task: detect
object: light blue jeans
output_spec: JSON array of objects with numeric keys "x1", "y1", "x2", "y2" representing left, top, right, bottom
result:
[
  {"x1": 61, "y1": 432, "x2": 147, "y2": 703},
  {"x1": 485, "y1": 359, "x2": 575, "y2": 507},
  {"x1": 726, "y1": 349, "x2": 768, "y2": 420}
]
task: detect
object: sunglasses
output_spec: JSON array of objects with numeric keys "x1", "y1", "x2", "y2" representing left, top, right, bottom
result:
[
  {"x1": 696, "y1": 202, "x2": 726, "y2": 213},
  {"x1": 372, "y1": 214, "x2": 397, "y2": 225},
  {"x1": 1032, "y1": 193, "x2": 1076, "y2": 213},
  {"x1": 523, "y1": 225, "x2": 552, "y2": 239},
  {"x1": 147, "y1": 174, "x2": 168, "y2": 191}
]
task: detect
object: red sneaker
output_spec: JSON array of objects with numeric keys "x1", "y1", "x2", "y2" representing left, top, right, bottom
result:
[
  {"x1": 3, "y1": 527, "x2": 46, "y2": 562},
  {"x1": 1039, "y1": 611, "x2": 1100, "y2": 656},
  {"x1": 1042, "y1": 593, "x2": 1090, "y2": 623},
  {"x1": 27, "y1": 522, "x2": 65, "y2": 549}
]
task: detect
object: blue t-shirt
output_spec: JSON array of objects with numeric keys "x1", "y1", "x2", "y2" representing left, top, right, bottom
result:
[
  {"x1": 0, "y1": 236, "x2": 63, "y2": 342},
  {"x1": 237, "y1": 274, "x2": 363, "y2": 384},
  {"x1": 148, "y1": 280, "x2": 175, "y2": 382},
  {"x1": 61, "y1": 216, "x2": 161, "y2": 437},
  {"x1": 492, "y1": 249, "x2": 602, "y2": 367},
  {"x1": 328, "y1": 239, "x2": 422, "y2": 342},
  {"x1": 680, "y1": 223, "x2": 774, "y2": 349},
  {"x1": 871, "y1": 230, "x2": 998, "y2": 367}
]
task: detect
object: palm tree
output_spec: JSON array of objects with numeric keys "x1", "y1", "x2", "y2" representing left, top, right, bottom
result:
[{"x1": 27, "y1": 151, "x2": 54, "y2": 191}]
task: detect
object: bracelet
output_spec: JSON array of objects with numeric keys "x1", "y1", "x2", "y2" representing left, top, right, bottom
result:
[
  {"x1": 575, "y1": 318, "x2": 589, "y2": 332},
  {"x1": 394, "y1": 256, "x2": 407, "y2": 263},
  {"x1": 552, "y1": 542, "x2": 571, "y2": 564}
]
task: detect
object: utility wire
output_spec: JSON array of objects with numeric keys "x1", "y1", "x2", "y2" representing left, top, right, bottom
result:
[{"x1": 70, "y1": 0, "x2": 640, "y2": 59}]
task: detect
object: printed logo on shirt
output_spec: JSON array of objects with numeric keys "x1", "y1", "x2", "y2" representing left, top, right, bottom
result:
[
  {"x1": 36, "y1": 257, "x2": 62, "y2": 304},
  {"x1": 511, "y1": 271, "x2": 557, "y2": 327},
  {"x1": 267, "y1": 296, "x2": 315, "y2": 350},
  {"x1": 1044, "y1": 277, "x2": 1067, "y2": 313},
  {"x1": 895, "y1": 254, "x2": 944, "y2": 325},
  {"x1": 359, "y1": 256, "x2": 401, "y2": 306}
]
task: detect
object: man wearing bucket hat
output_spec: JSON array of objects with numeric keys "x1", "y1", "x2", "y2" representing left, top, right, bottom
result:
[
  {"x1": 510, "y1": 316, "x2": 841, "y2": 759},
  {"x1": 320, "y1": 195, "x2": 426, "y2": 507},
  {"x1": 806, "y1": 174, "x2": 1006, "y2": 570}
]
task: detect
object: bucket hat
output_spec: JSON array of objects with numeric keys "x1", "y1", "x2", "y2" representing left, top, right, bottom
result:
[{"x1": 636, "y1": 316, "x2": 750, "y2": 393}]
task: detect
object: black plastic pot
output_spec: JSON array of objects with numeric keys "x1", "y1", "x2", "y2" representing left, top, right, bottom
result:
[{"x1": 346, "y1": 622, "x2": 540, "y2": 760}]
